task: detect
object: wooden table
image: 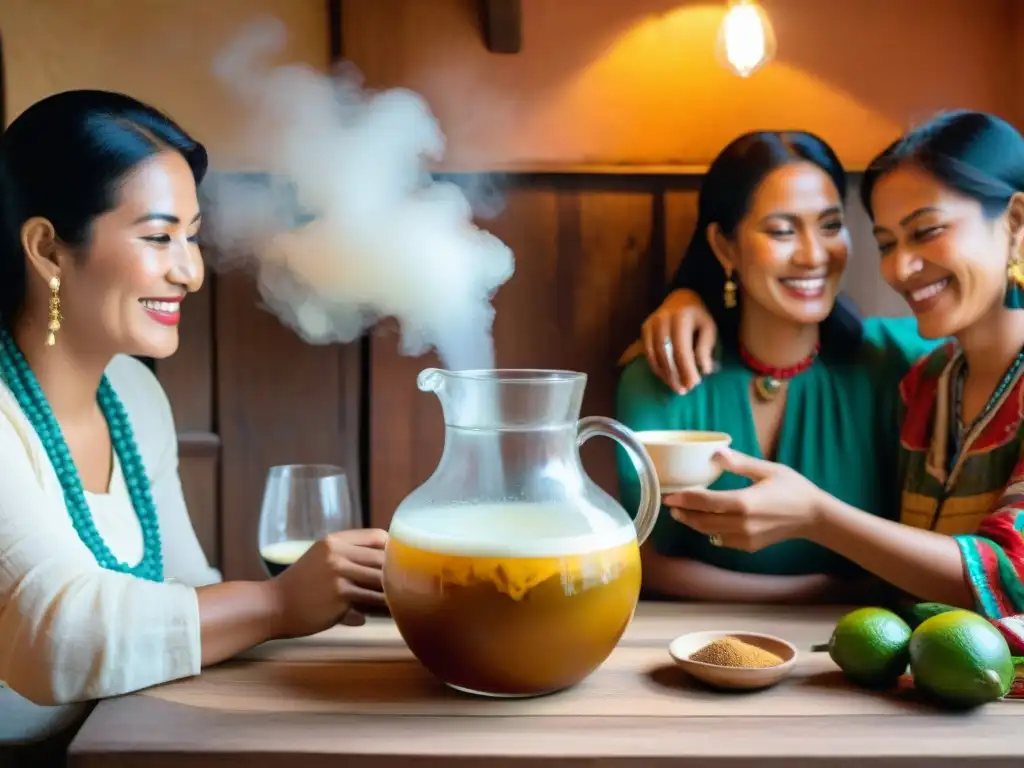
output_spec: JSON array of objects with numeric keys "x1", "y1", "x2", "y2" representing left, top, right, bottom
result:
[{"x1": 69, "y1": 602, "x2": 1024, "y2": 767}]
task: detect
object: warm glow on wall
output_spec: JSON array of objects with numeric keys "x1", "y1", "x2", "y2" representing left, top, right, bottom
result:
[{"x1": 716, "y1": 0, "x2": 776, "y2": 78}]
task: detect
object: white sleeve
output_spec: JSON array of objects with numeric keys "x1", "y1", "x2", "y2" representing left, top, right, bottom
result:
[{"x1": 0, "y1": 410, "x2": 202, "y2": 705}]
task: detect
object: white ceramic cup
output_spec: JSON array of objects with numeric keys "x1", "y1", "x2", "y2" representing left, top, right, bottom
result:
[{"x1": 635, "y1": 430, "x2": 733, "y2": 492}]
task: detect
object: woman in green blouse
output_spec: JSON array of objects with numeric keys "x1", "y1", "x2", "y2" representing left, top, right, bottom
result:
[{"x1": 616, "y1": 130, "x2": 940, "y2": 604}]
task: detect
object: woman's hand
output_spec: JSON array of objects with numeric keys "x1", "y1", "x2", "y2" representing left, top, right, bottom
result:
[
  {"x1": 664, "y1": 449, "x2": 979, "y2": 611},
  {"x1": 641, "y1": 289, "x2": 718, "y2": 394},
  {"x1": 267, "y1": 528, "x2": 388, "y2": 639},
  {"x1": 663, "y1": 449, "x2": 825, "y2": 551}
]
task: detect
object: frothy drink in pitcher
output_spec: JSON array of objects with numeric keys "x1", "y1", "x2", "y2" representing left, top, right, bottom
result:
[{"x1": 384, "y1": 502, "x2": 641, "y2": 697}]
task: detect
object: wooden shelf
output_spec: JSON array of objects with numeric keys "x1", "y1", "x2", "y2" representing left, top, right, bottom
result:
[{"x1": 177, "y1": 431, "x2": 221, "y2": 459}]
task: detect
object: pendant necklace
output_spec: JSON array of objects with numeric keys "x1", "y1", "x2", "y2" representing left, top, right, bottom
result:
[
  {"x1": 930, "y1": 345, "x2": 1024, "y2": 531},
  {"x1": 739, "y1": 342, "x2": 821, "y2": 402}
]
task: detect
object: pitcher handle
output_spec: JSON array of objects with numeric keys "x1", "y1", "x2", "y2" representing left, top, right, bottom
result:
[{"x1": 576, "y1": 415, "x2": 660, "y2": 546}]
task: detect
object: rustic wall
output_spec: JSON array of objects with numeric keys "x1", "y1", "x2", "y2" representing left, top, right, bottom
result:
[
  {"x1": 341, "y1": 0, "x2": 1018, "y2": 171},
  {"x1": 2, "y1": 0, "x2": 1019, "y2": 575},
  {"x1": 0, "y1": 0, "x2": 326, "y2": 166}
]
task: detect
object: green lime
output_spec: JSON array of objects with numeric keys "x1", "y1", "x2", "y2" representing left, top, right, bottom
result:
[
  {"x1": 896, "y1": 601, "x2": 959, "y2": 630},
  {"x1": 827, "y1": 607, "x2": 912, "y2": 689},
  {"x1": 909, "y1": 610, "x2": 1014, "y2": 708}
]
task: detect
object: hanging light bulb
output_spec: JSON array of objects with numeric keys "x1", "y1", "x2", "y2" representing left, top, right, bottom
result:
[{"x1": 715, "y1": 0, "x2": 777, "y2": 78}]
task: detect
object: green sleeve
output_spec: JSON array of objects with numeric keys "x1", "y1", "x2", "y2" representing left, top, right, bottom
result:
[
  {"x1": 859, "y1": 315, "x2": 943, "y2": 436},
  {"x1": 615, "y1": 357, "x2": 678, "y2": 433},
  {"x1": 861, "y1": 315, "x2": 944, "y2": 377},
  {"x1": 614, "y1": 358, "x2": 670, "y2": 523},
  {"x1": 613, "y1": 358, "x2": 699, "y2": 555}
]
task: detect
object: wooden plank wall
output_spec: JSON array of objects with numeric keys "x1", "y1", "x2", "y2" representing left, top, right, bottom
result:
[{"x1": 161, "y1": 171, "x2": 893, "y2": 580}]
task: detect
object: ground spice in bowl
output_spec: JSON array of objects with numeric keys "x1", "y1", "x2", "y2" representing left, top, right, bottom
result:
[{"x1": 689, "y1": 636, "x2": 783, "y2": 668}]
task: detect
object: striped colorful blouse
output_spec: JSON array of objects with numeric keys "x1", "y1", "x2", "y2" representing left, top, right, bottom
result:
[{"x1": 897, "y1": 341, "x2": 1024, "y2": 653}]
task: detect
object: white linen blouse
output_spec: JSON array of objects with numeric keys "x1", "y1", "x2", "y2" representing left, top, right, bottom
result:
[{"x1": 0, "y1": 353, "x2": 220, "y2": 721}]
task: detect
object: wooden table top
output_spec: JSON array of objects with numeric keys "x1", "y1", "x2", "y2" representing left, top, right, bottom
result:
[{"x1": 69, "y1": 601, "x2": 1024, "y2": 767}]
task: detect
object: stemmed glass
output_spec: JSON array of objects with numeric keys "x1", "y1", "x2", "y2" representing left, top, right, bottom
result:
[{"x1": 257, "y1": 464, "x2": 359, "y2": 576}]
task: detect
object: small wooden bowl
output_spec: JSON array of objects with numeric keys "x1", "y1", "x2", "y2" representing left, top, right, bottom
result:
[{"x1": 668, "y1": 630, "x2": 798, "y2": 691}]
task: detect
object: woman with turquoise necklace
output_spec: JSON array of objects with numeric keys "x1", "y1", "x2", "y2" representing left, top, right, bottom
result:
[
  {"x1": 0, "y1": 90, "x2": 389, "y2": 733},
  {"x1": 657, "y1": 111, "x2": 1024, "y2": 653}
]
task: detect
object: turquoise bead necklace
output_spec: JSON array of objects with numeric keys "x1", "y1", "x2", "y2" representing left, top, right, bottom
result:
[{"x1": 0, "y1": 328, "x2": 163, "y2": 581}]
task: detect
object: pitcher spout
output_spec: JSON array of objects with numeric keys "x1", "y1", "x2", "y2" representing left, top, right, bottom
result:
[
  {"x1": 415, "y1": 368, "x2": 586, "y2": 430},
  {"x1": 417, "y1": 368, "x2": 446, "y2": 394}
]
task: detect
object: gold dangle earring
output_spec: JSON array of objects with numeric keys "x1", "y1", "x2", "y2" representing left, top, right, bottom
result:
[
  {"x1": 1006, "y1": 249, "x2": 1024, "y2": 310},
  {"x1": 723, "y1": 266, "x2": 737, "y2": 309},
  {"x1": 46, "y1": 276, "x2": 62, "y2": 346}
]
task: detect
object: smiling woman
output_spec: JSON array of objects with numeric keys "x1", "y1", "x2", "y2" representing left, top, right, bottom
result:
[
  {"x1": 615, "y1": 130, "x2": 941, "y2": 605},
  {"x1": 656, "y1": 112, "x2": 1024, "y2": 652},
  {"x1": 0, "y1": 90, "x2": 390, "y2": 751}
]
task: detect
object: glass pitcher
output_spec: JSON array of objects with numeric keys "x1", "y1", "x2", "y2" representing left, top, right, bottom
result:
[{"x1": 383, "y1": 368, "x2": 660, "y2": 698}]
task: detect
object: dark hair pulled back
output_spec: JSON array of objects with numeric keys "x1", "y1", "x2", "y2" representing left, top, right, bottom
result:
[
  {"x1": 667, "y1": 130, "x2": 863, "y2": 355},
  {"x1": 860, "y1": 109, "x2": 1024, "y2": 222},
  {"x1": 0, "y1": 89, "x2": 208, "y2": 330}
]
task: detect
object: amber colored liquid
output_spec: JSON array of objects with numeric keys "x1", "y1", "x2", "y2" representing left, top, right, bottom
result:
[{"x1": 384, "y1": 516, "x2": 641, "y2": 697}]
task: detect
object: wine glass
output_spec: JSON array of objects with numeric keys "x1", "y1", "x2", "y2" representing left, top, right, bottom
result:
[{"x1": 257, "y1": 464, "x2": 359, "y2": 577}]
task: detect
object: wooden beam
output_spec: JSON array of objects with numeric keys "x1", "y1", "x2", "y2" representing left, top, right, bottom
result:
[
  {"x1": 327, "y1": 0, "x2": 342, "y2": 63},
  {"x1": 327, "y1": 0, "x2": 374, "y2": 530},
  {"x1": 478, "y1": 0, "x2": 522, "y2": 54},
  {"x1": 0, "y1": 30, "x2": 5, "y2": 127}
]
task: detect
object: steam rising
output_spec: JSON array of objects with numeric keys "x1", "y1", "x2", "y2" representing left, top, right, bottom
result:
[{"x1": 201, "y1": 18, "x2": 515, "y2": 370}]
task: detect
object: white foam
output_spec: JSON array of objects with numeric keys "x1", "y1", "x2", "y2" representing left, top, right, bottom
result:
[
  {"x1": 260, "y1": 539, "x2": 315, "y2": 565},
  {"x1": 389, "y1": 502, "x2": 637, "y2": 558}
]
